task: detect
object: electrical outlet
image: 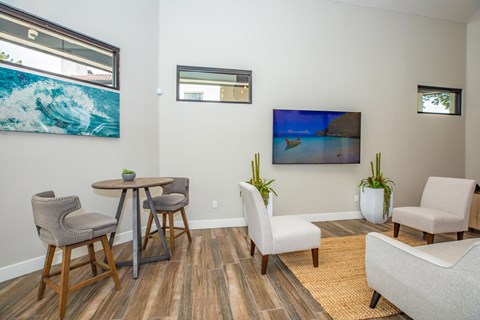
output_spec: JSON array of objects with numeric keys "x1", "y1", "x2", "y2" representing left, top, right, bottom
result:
[
  {"x1": 354, "y1": 195, "x2": 359, "y2": 202},
  {"x1": 212, "y1": 200, "x2": 218, "y2": 208}
]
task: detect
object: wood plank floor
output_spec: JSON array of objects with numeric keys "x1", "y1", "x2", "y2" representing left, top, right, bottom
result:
[{"x1": 1, "y1": 219, "x2": 479, "y2": 320}]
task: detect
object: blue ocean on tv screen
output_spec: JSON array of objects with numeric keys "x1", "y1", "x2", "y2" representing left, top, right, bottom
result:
[
  {"x1": 273, "y1": 109, "x2": 361, "y2": 164},
  {"x1": 0, "y1": 66, "x2": 119, "y2": 137},
  {"x1": 273, "y1": 136, "x2": 360, "y2": 163}
]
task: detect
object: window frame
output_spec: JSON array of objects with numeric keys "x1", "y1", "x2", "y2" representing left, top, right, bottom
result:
[
  {"x1": 0, "y1": 2, "x2": 120, "y2": 90},
  {"x1": 176, "y1": 65, "x2": 252, "y2": 104},
  {"x1": 417, "y1": 85, "x2": 462, "y2": 116}
]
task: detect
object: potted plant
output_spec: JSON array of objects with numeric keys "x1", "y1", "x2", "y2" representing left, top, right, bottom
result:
[
  {"x1": 359, "y1": 153, "x2": 394, "y2": 224},
  {"x1": 248, "y1": 153, "x2": 277, "y2": 215},
  {"x1": 122, "y1": 169, "x2": 136, "y2": 181}
]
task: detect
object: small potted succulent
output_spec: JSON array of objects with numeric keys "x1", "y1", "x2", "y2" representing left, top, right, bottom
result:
[{"x1": 122, "y1": 169, "x2": 136, "y2": 181}]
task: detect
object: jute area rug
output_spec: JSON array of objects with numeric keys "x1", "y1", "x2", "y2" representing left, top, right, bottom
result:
[{"x1": 278, "y1": 232, "x2": 424, "y2": 320}]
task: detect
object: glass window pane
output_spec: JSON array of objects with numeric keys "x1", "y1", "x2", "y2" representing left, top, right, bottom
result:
[
  {"x1": 417, "y1": 85, "x2": 462, "y2": 115},
  {"x1": 0, "y1": 4, "x2": 119, "y2": 89},
  {"x1": 177, "y1": 66, "x2": 252, "y2": 104}
]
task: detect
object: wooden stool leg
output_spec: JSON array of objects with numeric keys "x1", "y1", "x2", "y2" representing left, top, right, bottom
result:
[
  {"x1": 87, "y1": 243, "x2": 97, "y2": 276},
  {"x1": 59, "y1": 246, "x2": 72, "y2": 319},
  {"x1": 142, "y1": 211, "x2": 154, "y2": 250},
  {"x1": 180, "y1": 207, "x2": 192, "y2": 242},
  {"x1": 168, "y1": 212, "x2": 175, "y2": 253},
  {"x1": 38, "y1": 245, "x2": 56, "y2": 300},
  {"x1": 101, "y1": 236, "x2": 121, "y2": 290},
  {"x1": 162, "y1": 213, "x2": 167, "y2": 236}
]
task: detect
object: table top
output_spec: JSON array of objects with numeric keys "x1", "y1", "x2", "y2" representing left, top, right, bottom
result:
[{"x1": 92, "y1": 177, "x2": 174, "y2": 190}]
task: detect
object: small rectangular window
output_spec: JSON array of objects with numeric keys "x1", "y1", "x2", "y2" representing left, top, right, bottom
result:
[
  {"x1": 177, "y1": 65, "x2": 252, "y2": 104},
  {"x1": 417, "y1": 85, "x2": 462, "y2": 115},
  {"x1": 0, "y1": 3, "x2": 120, "y2": 89}
]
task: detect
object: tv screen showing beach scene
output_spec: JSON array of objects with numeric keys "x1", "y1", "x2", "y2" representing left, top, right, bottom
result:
[{"x1": 273, "y1": 109, "x2": 361, "y2": 164}]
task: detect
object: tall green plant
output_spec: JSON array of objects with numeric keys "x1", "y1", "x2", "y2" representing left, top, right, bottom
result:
[
  {"x1": 248, "y1": 153, "x2": 277, "y2": 205},
  {"x1": 359, "y1": 153, "x2": 395, "y2": 218}
]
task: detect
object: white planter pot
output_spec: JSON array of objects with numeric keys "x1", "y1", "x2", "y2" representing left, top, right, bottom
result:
[{"x1": 360, "y1": 187, "x2": 393, "y2": 224}]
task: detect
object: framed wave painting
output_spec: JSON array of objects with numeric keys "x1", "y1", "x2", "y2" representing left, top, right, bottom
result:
[{"x1": 0, "y1": 65, "x2": 119, "y2": 138}]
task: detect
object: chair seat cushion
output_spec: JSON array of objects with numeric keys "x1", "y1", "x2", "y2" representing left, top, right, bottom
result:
[
  {"x1": 270, "y1": 216, "x2": 321, "y2": 254},
  {"x1": 39, "y1": 213, "x2": 117, "y2": 246},
  {"x1": 392, "y1": 206, "x2": 464, "y2": 234},
  {"x1": 65, "y1": 213, "x2": 118, "y2": 238},
  {"x1": 142, "y1": 193, "x2": 186, "y2": 211}
]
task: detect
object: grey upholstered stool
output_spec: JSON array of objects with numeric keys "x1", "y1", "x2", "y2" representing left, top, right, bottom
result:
[
  {"x1": 32, "y1": 191, "x2": 121, "y2": 319},
  {"x1": 142, "y1": 177, "x2": 192, "y2": 254}
]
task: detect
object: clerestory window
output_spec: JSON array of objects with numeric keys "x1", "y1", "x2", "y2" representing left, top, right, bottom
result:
[
  {"x1": 417, "y1": 85, "x2": 462, "y2": 115},
  {"x1": 0, "y1": 3, "x2": 120, "y2": 89}
]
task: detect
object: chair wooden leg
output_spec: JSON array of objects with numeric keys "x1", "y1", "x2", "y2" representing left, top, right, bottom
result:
[
  {"x1": 162, "y1": 213, "x2": 167, "y2": 236},
  {"x1": 59, "y1": 246, "x2": 72, "y2": 319},
  {"x1": 87, "y1": 243, "x2": 97, "y2": 276},
  {"x1": 180, "y1": 207, "x2": 192, "y2": 242},
  {"x1": 168, "y1": 212, "x2": 175, "y2": 253},
  {"x1": 101, "y1": 236, "x2": 121, "y2": 290},
  {"x1": 250, "y1": 240, "x2": 255, "y2": 256},
  {"x1": 369, "y1": 291, "x2": 382, "y2": 308},
  {"x1": 457, "y1": 231, "x2": 464, "y2": 241},
  {"x1": 38, "y1": 245, "x2": 55, "y2": 300},
  {"x1": 311, "y1": 248, "x2": 319, "y2": 267},
  {"x1": 261, "y1": 255, "x2": 269, "y2": 275},
  {"x1": 426, "y1": 233, "x2": 434, "y2": 244},
  {"x1": 393, "y1": 223, "x2": 400, "y2": 238},
  {"x1": 142, "y1": 211, "x2": 154, "y2": 250}
]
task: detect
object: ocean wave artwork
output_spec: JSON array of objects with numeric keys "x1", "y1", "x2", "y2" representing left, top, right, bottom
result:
[{"x1": 0, "y1": 65, "x2": 119, "y2": 137}]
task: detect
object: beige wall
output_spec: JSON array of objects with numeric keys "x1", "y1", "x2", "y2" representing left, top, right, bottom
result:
[
  {"x1": 0, "y1": 0, "x2": 160, "y2": 269},
  {"x1": 158, "y1": 0, "x2": 467, "y2": 220},
  {"x1": 466, "y1": 21, "x2": 480, "y2": 181}
]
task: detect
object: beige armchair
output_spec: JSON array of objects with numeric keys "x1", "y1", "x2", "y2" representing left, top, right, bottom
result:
[
  {"x1": 239, "y1": 182, "x2": 321, "y2": 274},
  {"x1": 392, "y1": 177, "x2": 476, "y2": 244},
  {"x1": 366, "y1": 232, "x2": 480, "y2": 319}
]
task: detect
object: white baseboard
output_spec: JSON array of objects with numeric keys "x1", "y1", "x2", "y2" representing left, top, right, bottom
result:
[
  {"x1": 299, "y1": 211, "x2": 363, "y2": 222},
  {"x1": 0, "y1": 211, "x2": 362, "y2": 282}
]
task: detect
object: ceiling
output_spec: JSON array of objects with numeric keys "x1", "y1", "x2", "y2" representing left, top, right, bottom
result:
[{"x1": 329, "y1": 0, "x2": 480, "y2": 23}]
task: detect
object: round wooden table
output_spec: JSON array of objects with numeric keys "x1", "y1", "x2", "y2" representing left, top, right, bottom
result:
[{"x1": 92, "y1": 177, "x2": 174, "y2": 279}]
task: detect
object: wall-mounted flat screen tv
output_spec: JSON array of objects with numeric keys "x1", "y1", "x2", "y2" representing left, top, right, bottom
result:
[{"x1": 273, "y1": 109, "x2": 361, "y2": 164}]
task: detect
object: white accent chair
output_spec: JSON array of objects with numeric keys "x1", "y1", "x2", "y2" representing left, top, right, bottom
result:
[
  {"x1": 392, "y1": 177, "x2": 476, "y2": 244},
  {"x1": 366, "y1": 232, "x2": 480, "y2": 320},
  {"x1": 239, "y1": 182, "x2": 321, "y2": 274}
]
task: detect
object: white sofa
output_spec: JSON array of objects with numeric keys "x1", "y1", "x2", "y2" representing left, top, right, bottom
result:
[{"x1": 365, "y1": 232, "x2": 480, "y2": 320}]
